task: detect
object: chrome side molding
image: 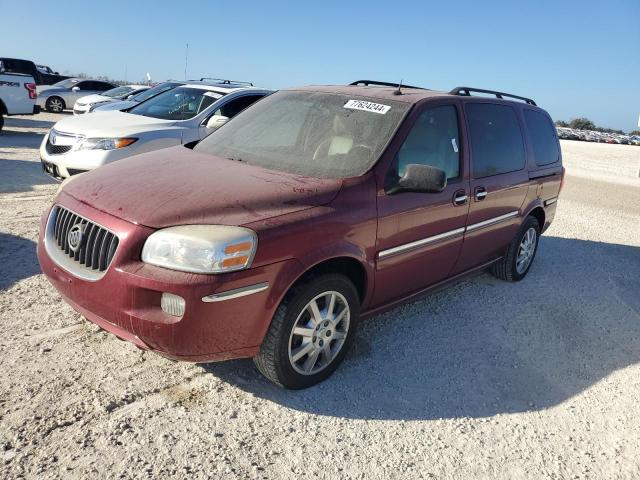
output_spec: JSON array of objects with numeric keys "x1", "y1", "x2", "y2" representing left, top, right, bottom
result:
[
  {"x1": 202, "y1": 282, "x2": 269, "y2": 303},
  {"x1": 465, "y1": 210, "x2": 519, "y2": 232},
  {"x1": 544, "y1": 197, "x2": 558, "y2": 207},
  {"x1": 378, "y1": 228, "x2": 465, "y2": 259},
  {"x1": 378, "y1": 210, "x2": 520, "y2": 259}
]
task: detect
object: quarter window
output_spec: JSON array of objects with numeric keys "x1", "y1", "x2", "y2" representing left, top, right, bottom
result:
[
  {"x1": 524, "y1": 109, "x2": 560, "y2": 166},
  {"x1": 395, "y1": 105, "x2": 460, "y2": 180},
  {"x1": 467, "y1": 103, "x2": 525, "y2": 178}
]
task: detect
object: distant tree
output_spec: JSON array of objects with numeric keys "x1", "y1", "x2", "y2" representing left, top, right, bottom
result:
[
  {"x1": 630, "y1": 130, "x2": 640, "y2": 136},
  {"x1": 568, "y1": 118, "x2": 596, "y2": 130},
  {"x1": 555, "y1": 120, "x2": 569, "y2": 127}
]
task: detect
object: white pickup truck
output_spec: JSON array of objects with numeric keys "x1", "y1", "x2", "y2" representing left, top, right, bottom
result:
[{"x1": 0, "y1": 72, "x2": 39, "y2": 132}]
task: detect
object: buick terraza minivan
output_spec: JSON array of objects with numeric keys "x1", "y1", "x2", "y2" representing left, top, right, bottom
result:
[{"x1": 38, "y1": 81, "x2": 564, "y2": 388}]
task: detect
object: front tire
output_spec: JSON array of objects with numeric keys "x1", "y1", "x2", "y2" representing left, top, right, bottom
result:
[
  {"x1": 491, "y1": 216, "x2": 540, "y2": 282},
  {"x1": 46, "y1": 97, "x2": 65, "y2": 113},
  {"x1": 254, "y1": 274, "x2": 360, "y2": 389}
]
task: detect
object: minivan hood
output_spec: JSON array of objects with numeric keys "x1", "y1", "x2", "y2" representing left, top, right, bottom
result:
[
  {"x1": 61, "y1": 146, "x2": 343, "y2": 228},
  {"x1": 52, "y1": 111, "x2": 174, "y2": 138}
]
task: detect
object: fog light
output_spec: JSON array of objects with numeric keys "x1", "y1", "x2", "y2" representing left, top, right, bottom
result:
[{"x1": 161, "y1": 293, "x2": 185, "y2": 317}]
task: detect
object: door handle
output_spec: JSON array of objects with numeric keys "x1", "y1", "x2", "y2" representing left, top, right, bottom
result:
[
  {"x1": 475, "y1": 187, "x2": 487, "y2": 201},
  {"x1": 453, "y1": 190, "x2": 468, "y2": 206}
]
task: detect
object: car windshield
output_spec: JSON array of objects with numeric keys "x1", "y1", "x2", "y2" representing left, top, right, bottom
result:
[
  {"x1": 102, "y1": 86, "x2": 134, "y2": 98},
  {"x1": 128, "y1": 86, "x2": 220, "y2": 120},
  {"x1": 131, "y1": 82, "x2": 181, "y2": 103},
  {"x1": 194, "y1": 91, "x2": 411, "y2": 178},
  {"x1": 51, "y1": 78, "x2": 79, "y2": 88}
]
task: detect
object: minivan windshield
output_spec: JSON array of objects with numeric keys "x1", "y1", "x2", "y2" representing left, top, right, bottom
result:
[
  {"x1": 128, "y1": 86, "x2": 222, "y2": 120},
  {"x1": 194, "y1": 91, "x2": 411, "y2": 178}
]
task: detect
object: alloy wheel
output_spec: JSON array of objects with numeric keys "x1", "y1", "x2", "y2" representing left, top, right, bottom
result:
[
  {"x1": 287, "y1": 291, "x2": 350, "y2": 375},
  {"x1": 48, "y1": 98, "x2": 63, "y2": 112},
  {"x1": 516, "y1": 227, "x2": 537, "y2": 274}
]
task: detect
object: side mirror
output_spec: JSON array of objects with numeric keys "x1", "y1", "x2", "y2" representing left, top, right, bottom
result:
[
  {"x1": 71, "y1": 86, "x2": 80, "y2": 92},
  {"x1": 388, "y1": 164, "x2": 447, "y2": 194},
  {"x1": 206, "y1": 115, "x2": 229, "y2": 130}
]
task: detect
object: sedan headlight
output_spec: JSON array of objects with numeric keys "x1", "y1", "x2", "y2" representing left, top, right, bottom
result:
[
  {"x1": 141, "y1": 225, "x2": 258, "y2": 274},
  {"x1": 75, "y1": 137, "x2": 137, "y2": 151}
]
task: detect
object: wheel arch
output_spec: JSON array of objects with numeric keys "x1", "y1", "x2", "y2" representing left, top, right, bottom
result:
[
  {"x1": 0, "y1": 99, "x2": 7, "y2": 115},
  {"x1": 525, "y1": 204, "x2": 546, "y2": 232}
]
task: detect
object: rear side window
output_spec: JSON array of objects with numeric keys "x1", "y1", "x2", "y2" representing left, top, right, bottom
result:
[
  {"x1": 524, "y1": 109, "x2": 560, "y2": 166},
  {"x1": 467, "y1": 103, "x2": 525, "y2": 178}
]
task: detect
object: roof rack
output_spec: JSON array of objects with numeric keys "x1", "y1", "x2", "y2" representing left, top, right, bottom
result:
[
  {"x1": 449, "y1": 86, "x2": 536, "y2": 106},
  {"x1": 350, "y1": 80, "x2": 427, "y2": 90},
  {"x1": 198, "y1": 78, "x2": 254, "y2": 86}
]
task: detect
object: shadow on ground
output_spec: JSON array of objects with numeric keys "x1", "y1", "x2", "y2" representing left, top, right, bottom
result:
[
  {"x1": 0, "y1": 159, "x2": 56, "y2": 193},
  {"x1": 202, "y1": 236, "x2": 640, "y2": 420},
  {"x1": 3, "y1": 116, "x2": 57, "y2": 129},
  {"x1": 0, "y1": 130, "x2": 45, "y2": 149},
  {"x1": 0, "y1": 233, "x2": 41, "y2": 290}
]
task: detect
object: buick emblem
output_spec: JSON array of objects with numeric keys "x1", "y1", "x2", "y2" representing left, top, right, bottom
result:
[
  {"x1": 50, "y1": 132, "x2": 57, "y2": 145},
  {"x1": 67, "y1": 224, "x2": 84, "y2": 253}
]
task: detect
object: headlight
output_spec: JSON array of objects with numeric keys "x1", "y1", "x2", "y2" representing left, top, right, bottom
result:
[
  {"x1": 141, "y1": 225, "x2": 258, "y2": 274},
  {"x1": 75, "y1": 137, "x2": 137, "y2": 151}
]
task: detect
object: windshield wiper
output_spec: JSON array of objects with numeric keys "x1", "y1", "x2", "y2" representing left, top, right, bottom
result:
[{"x1": 226, "y1": 157, "x2": 245, "y2": 163}]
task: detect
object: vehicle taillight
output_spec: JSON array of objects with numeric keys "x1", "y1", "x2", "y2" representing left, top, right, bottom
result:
[
  {"x1": 25, "y1": 83, "x2": 37, "y2": 99},
  {"x1": 559, "y1": 166, "x2": 565, "y2": 193}
]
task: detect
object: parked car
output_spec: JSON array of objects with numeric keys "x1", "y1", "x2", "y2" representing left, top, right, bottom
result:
[
  {"x1": 37, "y1": 81, "x2": 564, "y2": 388},
  {"x1": 36, "y1": 78, "x2": 117, "y2": 113},
  {"x1": 0, "y1": 72, "x2": 38, "y2": 131},
  {"x1": 40, "y1": 81, "x2": 271, "y2": 179},
  {"x1": 92, "y1": 81, "x2": 183, "y2": 113},
  {"x1": 73, "y1": 85, "x2": 150, "y2": 115},
  {"x1": 0, "y1": 57, "x2": 69, "y2": 85}
]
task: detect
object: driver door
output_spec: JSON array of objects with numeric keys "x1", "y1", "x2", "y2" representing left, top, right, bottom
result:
[{"x1": 372, "y1": 101, "x2": 470, "y2": 307}]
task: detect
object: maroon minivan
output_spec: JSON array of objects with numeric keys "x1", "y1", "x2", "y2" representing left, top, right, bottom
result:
[{"x1": 38, "y1": 81, "x2": 564, "y2": 388}]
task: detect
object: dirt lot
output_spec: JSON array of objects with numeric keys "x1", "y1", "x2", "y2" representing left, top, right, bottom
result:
[{"x1": 1, "y1": 113, "x2": 639, "y2": 479}]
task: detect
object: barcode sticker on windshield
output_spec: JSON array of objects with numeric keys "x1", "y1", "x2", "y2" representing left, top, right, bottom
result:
[
  {"x1": 344, "y1": 100, "x2": 391, "y2": 115},
  {"x1": 203, "y1": 91, "x2": 223, "y2": 98}
]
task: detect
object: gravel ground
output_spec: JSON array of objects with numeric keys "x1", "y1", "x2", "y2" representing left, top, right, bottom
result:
[{"x1": 0, "y1": 113, "x2": 639, "y2": 480}]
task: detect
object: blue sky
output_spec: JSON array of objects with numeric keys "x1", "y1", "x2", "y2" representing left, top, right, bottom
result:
[{"x1": 1, "y1": 0, "x2": 639, "y2": 131}]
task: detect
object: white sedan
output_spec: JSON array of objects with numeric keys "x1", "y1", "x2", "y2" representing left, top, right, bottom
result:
[
  {"x1": 73, "y1": 85, "x2": 149, "y2": 115},
  {"x1": 40, "y1": 82, "x2": 271, "y2": 179}
]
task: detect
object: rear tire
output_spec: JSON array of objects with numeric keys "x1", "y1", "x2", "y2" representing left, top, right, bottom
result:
[
  {"x1": 254, "y1": 274, "x2": 359, "y2": 389},
  {"x1": 46, "y1": 97, "x2": 65, "y2": 113},
  {"x1": 491, "y1": 216, "x2": 540, "y2": 282}
]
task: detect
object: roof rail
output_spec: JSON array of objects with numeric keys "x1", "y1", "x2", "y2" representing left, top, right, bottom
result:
[
  {"x1": 449, "y1": 86, "x2": 536, "y2": 106},
  {"x1": 198, "y1": 78, "x2": 254, "y2": 86},
  {"x1": 350, "y1": 80, "x2": 427, "y2": 90}
]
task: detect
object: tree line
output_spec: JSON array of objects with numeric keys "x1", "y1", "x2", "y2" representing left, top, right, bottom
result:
[{"x1": 555, "y1": 118, "x2": 639, "y2": 135}]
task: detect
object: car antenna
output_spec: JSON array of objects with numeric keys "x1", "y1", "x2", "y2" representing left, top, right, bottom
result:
[{"x1": 393, "y1": 79, "x2": 403, "y2": 96}]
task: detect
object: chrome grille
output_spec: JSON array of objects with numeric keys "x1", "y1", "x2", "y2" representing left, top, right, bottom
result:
[
  {"x1": 51, "y1": 206, "x2": 119, "y2": 273},
  {"x1": 45, "y1": 142, "x2": 72, "y2": 154},
  {"x1": 46, "y1": 130, "x2": 81, "y2": 155}
]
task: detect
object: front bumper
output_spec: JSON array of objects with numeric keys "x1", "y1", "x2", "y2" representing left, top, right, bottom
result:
[
  {"x1": 39, "y1": 132, "x2": 130, "y2": 179},
  {"x1": 37, "y1": 193, "x2": 303, "y2": 362}
]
